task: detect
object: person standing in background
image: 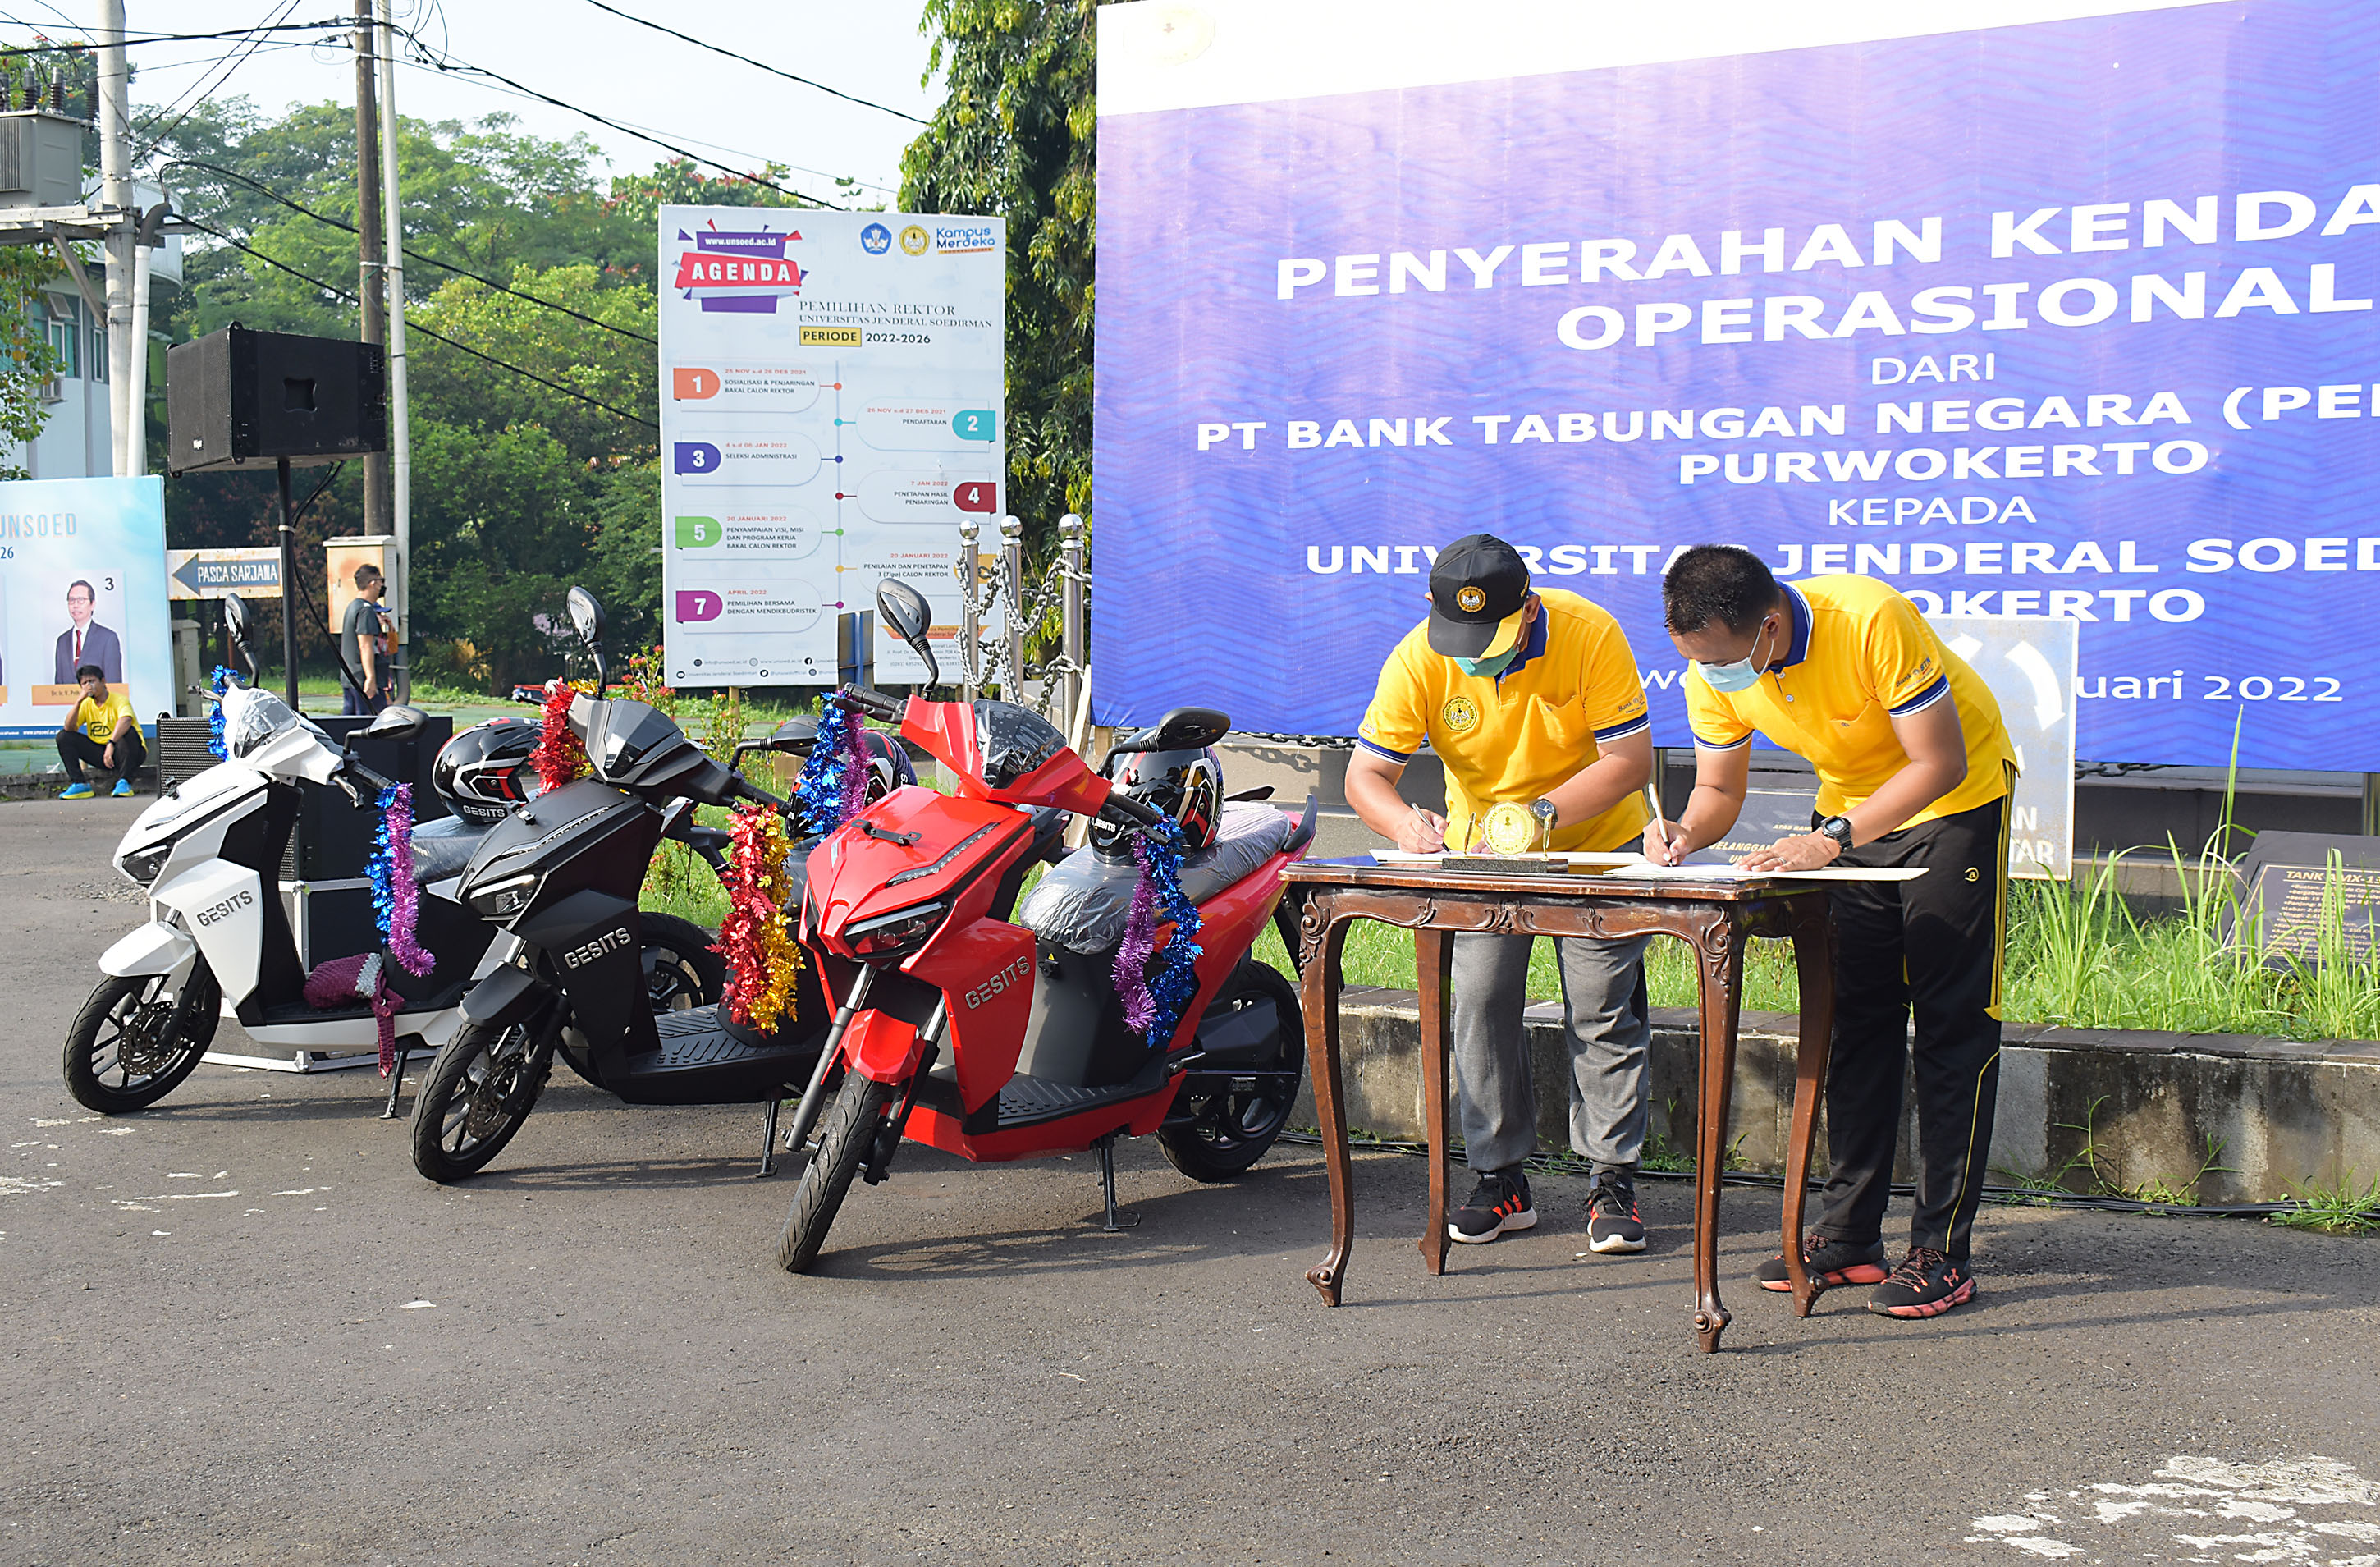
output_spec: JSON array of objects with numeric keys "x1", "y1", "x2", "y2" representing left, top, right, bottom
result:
[{"x1": 341, "y1": 564, "x2": 391, "y2": 716}]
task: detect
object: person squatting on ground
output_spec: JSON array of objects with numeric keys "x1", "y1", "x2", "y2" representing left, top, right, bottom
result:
[
  {"x1": 56, "y1": 665, "x2": 142, "y2": 799},
  {"x1": 1345, "y1": 533, "x2": 1659, "y2": 1255},
  {"x1": 341, "y1": 563, "x2": 391, "y2": 716},
  {"x1": 1650, "y1": 544, "x2": 2016, "y2": 1319}
]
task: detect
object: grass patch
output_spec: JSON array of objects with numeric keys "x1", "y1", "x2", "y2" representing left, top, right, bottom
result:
[{"x1": 2270, "y1": 1172, "x2": 2380, "y2": 1235}]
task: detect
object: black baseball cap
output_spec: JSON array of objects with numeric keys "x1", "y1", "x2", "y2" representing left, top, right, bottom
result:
[{"x1": 1426, "y1": 533, "x2": 1531, "y2": 658}]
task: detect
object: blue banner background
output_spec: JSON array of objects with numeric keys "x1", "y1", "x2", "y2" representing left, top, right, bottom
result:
[{"x1": 1092, "y1": 0, "x2": 2380, "y2": 767}]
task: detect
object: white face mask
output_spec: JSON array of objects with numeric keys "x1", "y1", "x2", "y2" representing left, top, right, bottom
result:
[{"x1": 1691, "y1": 617, "x2": 1773, "y2": 694}]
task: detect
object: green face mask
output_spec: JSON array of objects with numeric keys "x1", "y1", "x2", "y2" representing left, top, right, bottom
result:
[{"x1": 1453, "y1": 644, "x2": 1521, "y2": 680}]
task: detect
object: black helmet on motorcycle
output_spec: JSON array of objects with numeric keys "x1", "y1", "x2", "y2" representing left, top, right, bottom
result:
[
  {"x1": 433, "y1": 717, "x2": 540, "y2": 823},
  {"x1": 1091, "y1": 745, "x2": 1224, "y2": 859},
  {"x1": 772, "y1": 717, "x2": 917, "y2": 804}
]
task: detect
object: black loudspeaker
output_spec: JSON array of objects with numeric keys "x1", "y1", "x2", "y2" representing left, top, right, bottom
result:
[
  {"x1": 295, "y1": 715, "x2": 453, "y2": 880},
  {"x1": 166, "y1": 324, "x2": 388, "y2": 475}
]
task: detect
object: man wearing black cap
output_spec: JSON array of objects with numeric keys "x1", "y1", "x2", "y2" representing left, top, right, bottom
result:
[{"x1": 1345, "y1": 534, "x2": 1659, "y2": 1253}]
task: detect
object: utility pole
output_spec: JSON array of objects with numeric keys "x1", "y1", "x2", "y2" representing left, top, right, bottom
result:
[
  {"x1": 375, "y1": 0, "x2": 411, "y2": 701},
  {"x1": 353, "y1": 15, "x2": 389, "y2": 538},
  {"x1": 95, "y1": 1, "x2": 134, "y2": 476}
]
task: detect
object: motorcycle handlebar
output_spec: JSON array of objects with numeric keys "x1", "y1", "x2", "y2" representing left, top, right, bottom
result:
[
  {"x1": 832, "y1": 685, "x2": 908, "y2": 722},
  {"x1": 1099, "y1": 791, "x2": 1165, "y2": 830},
  {"x1": 734, "y1": 774, "x2": 793, "y2": 814}
]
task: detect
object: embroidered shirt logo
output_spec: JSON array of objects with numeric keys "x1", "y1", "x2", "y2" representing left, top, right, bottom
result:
[{"x1": 1441, "y1": 694, "x2": 1480, "y2": 732}]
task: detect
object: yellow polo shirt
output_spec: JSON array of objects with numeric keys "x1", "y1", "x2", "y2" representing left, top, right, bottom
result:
[
  {"x1": 72, "y1": 689, "x2": 135, "y2": 745},
  {"x1": 1683, "y1": 575, "x2": 2015, "y2": 826},
  {"x1": 1359, "y1": 588, "x2": 1650, "y2": 853}
]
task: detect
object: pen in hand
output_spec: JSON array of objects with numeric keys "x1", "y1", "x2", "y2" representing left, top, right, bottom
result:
[{"x1": 1645, "y1": 782, "x2": 1678, "y2": 864}]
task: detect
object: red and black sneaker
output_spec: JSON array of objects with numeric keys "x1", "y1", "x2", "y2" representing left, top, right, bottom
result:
[
  {"x1": 1448, "y1": 1168, "x2": 1536, "y2": 1244},
  {"x1": 1585, "y1": 1170, "x2": 1646, "y2": 1254},
  {"x1": 1865, "y1": 1246, "x2": 1978, "y2": 1318},
  {"x1": 1754, "y1": 1235, "x2": 1888, "y2": 1293}
]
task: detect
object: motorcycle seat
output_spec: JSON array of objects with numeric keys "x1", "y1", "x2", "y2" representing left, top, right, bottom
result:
[
  {"x1": 410, "y1": 815, "x2": 492, "y2": 884},
  {"x1": 1017, "y1": 802, "x2": 1294, "y2": 955}
]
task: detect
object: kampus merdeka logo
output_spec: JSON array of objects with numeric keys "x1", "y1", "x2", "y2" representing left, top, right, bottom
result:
[{"x1": 671, "y1": 220, "x2": 805, "y2": 314}]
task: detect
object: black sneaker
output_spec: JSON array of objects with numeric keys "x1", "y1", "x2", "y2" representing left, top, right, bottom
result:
[
  {"x1": 1755, "y1": 1235, "x2": 1889, "y2": 1294},
  {"x1": 1448, "y1": 1168, "x2": 1536, "y2": 1244},
  {"x1": 1584, "y1": 1170, "x2": 1645, "y2": 1254},
  {"x1": 1865, "y1": 1246, "x2": 1977, "y2": 1318}
]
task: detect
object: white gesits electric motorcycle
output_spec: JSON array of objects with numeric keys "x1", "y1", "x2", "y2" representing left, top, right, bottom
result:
[{"x1": 60, "y1": 669, "x2": 491, "y2": 1116}]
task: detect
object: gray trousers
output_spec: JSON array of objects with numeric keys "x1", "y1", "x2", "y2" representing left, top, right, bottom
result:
[{"x1": 1452, "y1": 932, "x2": 1652, "y2": 1175}]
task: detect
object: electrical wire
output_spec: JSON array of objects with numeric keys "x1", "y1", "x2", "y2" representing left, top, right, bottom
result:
[
  {"x1": 133, "y1": 0, "x2": 306, "y2": 162},
  {"x1": 165, "y1": 156, "x2": 659, "y2": 346},
  {"x1": 184, "y1": 218, "x2": 659, "y2": 430},
  {"x1": 579, "y1": 0, "x2": 928, "y2": 126},
  {"x1": 0, "y1": 21, "x2": 355, "y2": 58},
  {"x1": 378, "y1": 18, "x2": 844, "y2": 208}
]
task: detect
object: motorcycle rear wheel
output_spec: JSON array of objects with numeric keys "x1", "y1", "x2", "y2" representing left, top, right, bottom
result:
[
  {"x1": 639, "y1": 912, "x2": 725, "y2": 1013},
  {"x1": 775, "y1": 1074, "x2": 895, "y2": 1273},
  {"x1": 1158, "y1": 960, "x2": 1306, "y2": 1182},
  {"x1": 410, "y1": 1019, "x2": 554, "y2": 1183},
  {"x1": 62, "y1": 964, "x2": 222, "y2": 1114}
]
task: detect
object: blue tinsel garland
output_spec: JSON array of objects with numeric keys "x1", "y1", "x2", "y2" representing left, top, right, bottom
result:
[
  {"x1": 790, "y1": 701, "x2": 867, "y2": 837},
  {"x1": 1114, "y1": 817, "x2": 1205, "y2": 1047},
  {"x1": 204, "y1": 666, "x2": 241, "y2": 758}
]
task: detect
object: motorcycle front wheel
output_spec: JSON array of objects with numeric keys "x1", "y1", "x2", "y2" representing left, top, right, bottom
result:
[
  {"x1": 774, "y1": 1073, "x2": 895, "y2": 1273},
  {"x1": 62, "y1": 964, "x2": 222, "y2": 1114},
  {"x1": 410, "y1": 1018, "x2": 555, "y2": 1183}
]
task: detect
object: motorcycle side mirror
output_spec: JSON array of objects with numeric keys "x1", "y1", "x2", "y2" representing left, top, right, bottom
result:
[
  {"x1": 363, "y1": 703, "x2": 426, "y2": 744},
  {"x1": 220, "y1": 593, "x2": 259, "y2": 681},
  {"x1": 874, "y1": 578, "x2": 938, "y2": 687},
  {"x1": 565, "y1": 584, "x2": 608, "y2": 694},
  {"x1": 765, "y1": 716, "x2": 820, "y2": 754}
]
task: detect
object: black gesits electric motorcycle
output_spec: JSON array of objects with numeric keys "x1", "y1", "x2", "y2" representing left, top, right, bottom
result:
[{"x1": 408, "y1": 588, "x2": 1068, "y2": 1183}]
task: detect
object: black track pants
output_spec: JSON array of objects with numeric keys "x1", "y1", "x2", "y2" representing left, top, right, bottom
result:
[{"x1": 1812, "y1": 790, "x2": 2010, "y2": 1262}]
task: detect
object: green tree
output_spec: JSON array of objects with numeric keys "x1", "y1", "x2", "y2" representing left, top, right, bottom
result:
[
  {"x1": 0, "y1": 248, "x2": 64, "y2": 479},
  {"x1": 900, "y1": 0, "x2": 1097, "y2": 547}
]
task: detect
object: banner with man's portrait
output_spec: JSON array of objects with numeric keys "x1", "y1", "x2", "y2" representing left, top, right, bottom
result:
[{"x1": 0, "y1": 476, "x2": 171, "y2": 737}]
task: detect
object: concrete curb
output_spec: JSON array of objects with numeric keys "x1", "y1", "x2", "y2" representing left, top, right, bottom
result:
[{"x1": 1288, "y1": 991, "x2": 2380, "y2": 1203}]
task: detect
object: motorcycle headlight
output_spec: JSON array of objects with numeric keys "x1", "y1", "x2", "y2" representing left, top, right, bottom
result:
[
  {"x1": 846, "y1": 900, "x2": 945, "y2": 957},
  {"x1": 118, "y1": 842, "x2": 171, "y2": 887},
  {"x1": 467, "y1": 871, "x2": 541, "y2": 919}
]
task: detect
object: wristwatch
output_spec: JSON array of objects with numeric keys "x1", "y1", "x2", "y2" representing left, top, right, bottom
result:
[
  {"x1": 1528, "y1": 797, "x2": 1558, "y2": 839},
  {"x1": 1817, "y1": 815, "x2": 1855, "y2": 850}
]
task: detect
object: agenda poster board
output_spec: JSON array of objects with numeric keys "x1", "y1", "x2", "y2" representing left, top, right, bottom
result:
[
  {"x1": 0, "y1": 475, "x2": 171, "y2": 738},
  {"x1": 1092, "y1": 0, "x2": 2380, "y2": 769},
  {"x1": 657, "y1": 208, "x2": 1005, "y2": 687}
]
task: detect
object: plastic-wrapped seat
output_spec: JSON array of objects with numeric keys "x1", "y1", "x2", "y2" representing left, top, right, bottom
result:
[
  {"x1": 1017, "y1": 802, "x2": 1295, "y2": 955},
  {"x1": 410, "y1": 814, "x2": 490, "y2": 884}
]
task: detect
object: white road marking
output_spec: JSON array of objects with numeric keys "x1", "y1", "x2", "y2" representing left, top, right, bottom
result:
[{"x1": 1972, "y1": 1457, "x2": 2380, "y2": 1564}]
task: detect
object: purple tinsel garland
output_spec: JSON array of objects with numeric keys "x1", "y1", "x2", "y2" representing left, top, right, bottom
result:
[
  {"x1": 1113, "y1": 818, "x2": 1203, "y2": 1045},
  {"x1": 368, "y1": 783, "x2": 436, "y2": 978}
]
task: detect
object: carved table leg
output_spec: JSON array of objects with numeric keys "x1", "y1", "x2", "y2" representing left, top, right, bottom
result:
[
  {"x1": 1415, "y1": 924, "x2": 1453, "y2": 1276},
  {"x1": 1782, "y1": 893, "x2": 1837, "y2": 1318},
  {"x1": 1302, "y1": 908, "x2": 1354, "y2": 1306},
  {"x1": 1691, "y1": 911, "x2": 1746, "y2": 1353}
]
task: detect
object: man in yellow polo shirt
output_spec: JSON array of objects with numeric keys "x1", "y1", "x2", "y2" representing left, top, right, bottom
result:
[
  {"x1": 55, "y1": 663, "x2": 143, "y2": 799},
  {"x1": 1347, "y1": 534, "x2": 1656, "y2": 1254},
  {"x1": 1647, "y1": 545, "x2": 2015, "y2": 1319}
]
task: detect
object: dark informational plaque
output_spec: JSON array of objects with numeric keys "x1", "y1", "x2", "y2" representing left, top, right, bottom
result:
[{"x1": 2225, "y1": 831, "x2": 2380, "y2": 967}]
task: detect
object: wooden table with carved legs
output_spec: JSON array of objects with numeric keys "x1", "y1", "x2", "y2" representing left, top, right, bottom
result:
[{"x1": 1284, "y1": 860, "x2": 1836, "y2": 1353}]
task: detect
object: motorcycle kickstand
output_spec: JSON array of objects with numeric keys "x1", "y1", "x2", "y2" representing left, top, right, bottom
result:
[
  {"x1": 753, "y1": 1097, "x2": 782, "y2": 1179},
  {"x1": 1093, "y1": 1132, "x2": 1139, "y2": 1233},
  {"x1": 379, "y1": 1047, "x2": 410, "y2": 1120}
]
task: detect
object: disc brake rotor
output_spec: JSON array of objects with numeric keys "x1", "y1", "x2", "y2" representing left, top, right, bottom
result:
[{"x1": 118, "y1": 1001, "x2": 180, "y2": 1076}]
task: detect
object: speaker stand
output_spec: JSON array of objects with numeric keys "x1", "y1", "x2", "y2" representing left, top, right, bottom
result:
[{"x1": 277, "y1": 456, "x2": 300, "y2": 709}]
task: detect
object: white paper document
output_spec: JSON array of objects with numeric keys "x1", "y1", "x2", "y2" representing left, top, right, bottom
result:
[
  {"x1": 1371, "y1": 850, "x2": 1647, "y2": 867},
  {"x1": 1603, "y1": 863, "x2": 1930, "y2": 882}
]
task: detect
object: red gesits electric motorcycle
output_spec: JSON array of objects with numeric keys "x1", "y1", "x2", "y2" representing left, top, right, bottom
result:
[{"x1": 771, "y1": 580, "x2": 1315, "y2": 1272}]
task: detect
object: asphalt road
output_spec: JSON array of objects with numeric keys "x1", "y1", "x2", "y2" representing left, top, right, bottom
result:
[{"x1": 3, "y1": 797, "x2": 2376, "y2": 1567}]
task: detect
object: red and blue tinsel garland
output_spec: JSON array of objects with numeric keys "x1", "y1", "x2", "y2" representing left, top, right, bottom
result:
[{"x1": 1113, "y1": 818, "x2": 1203, "y2": 1047}]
